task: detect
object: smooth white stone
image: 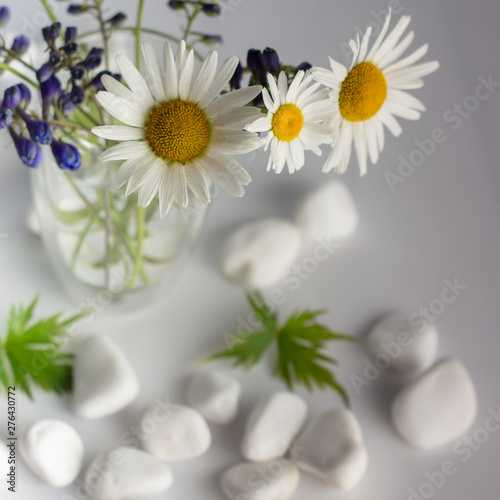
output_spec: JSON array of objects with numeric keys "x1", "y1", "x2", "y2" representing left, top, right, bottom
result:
[
  {"x1": 221, "y1": 462, "x2": 299, "y2": 500},
  {"x1": 139, "y1": 404, "x2": 211, "y2": 460},
  {"x1": 296, "y1": 408, "x2": 368, "y2": 490},
  {"x1": 187, "y1": 371, "x2": 241, "y2": 424},
  {"x1": 72, "y1": 335, "x2": 139, "y2": 419},
  {"x1": 1, "y1": 440, "x2": 9, "y2": 477},
  {"x1": 221, "y1": 218, "x2": 301, "y2": 288},
  {"x1": 392, "y1": 357, "x2": 477, "y2": 449},
  {"x1": 366, "y1": 313, "x2": 438, "y2": 375},
  {"x1": 295, "y1": 181, "x2": 358, "y2": 240},
  {"x1": 83, "y1": 447, "x2": 173, "y2": 500},
  {"x1": 20, "y1": 420, "x2": 84, "y2": 487},
  {"x1": 241, "y1": 392, "x2": 308, "y2": 462},
  {"x1": 25, "y1": 203, "x2": 41, "y2": 236}
]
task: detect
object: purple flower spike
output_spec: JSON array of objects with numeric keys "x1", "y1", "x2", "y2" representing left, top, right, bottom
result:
[
  {"x1": 51, "y1": 141, "x2": 81, "y2": 170},
  {"x1": 11, "y1": 35, "x2": 30, "y2": 55},
  {"x1": 9, "y1": 130, "x2": 42, "y2": 168}
]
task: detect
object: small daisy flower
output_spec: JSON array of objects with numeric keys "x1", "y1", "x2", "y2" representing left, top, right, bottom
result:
[
  {"x1": 92, "y1": 41, "x2": 262, "y2": 217},
  {"x1": 312, "y1": 10, "x2": 439, "y2": 175},
  {"x1": 246, "y1": 71, "x2": 334, "y2": 174}
]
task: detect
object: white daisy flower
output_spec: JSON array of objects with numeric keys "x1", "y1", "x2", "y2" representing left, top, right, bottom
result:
[
  {"x1": 312, "y1": 10, "x2": 439, "y2": 175},
  {"x1": 92, "y1": 41, "x2": 262, "y2": 217},
  {"x1": 246, "y1": 70, "x2": 334, "y2": 174}
]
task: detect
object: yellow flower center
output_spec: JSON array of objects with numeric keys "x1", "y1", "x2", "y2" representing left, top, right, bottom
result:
[
  {"x1": 338, "y1": 62, "x2": 387, "y2": 122},
  {"x1": 271, "y1": 103, "x2": 304, "y2": 142},
  {"x1": 145, "y1": 100, "x2": 210, "y2": 164}
]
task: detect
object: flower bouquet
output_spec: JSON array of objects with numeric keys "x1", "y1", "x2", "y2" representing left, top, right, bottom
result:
[{"x1": 0, "y1": 0, "x2": 438, "y2": 307}]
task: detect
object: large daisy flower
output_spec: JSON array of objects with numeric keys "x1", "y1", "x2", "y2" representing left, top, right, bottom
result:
[
  {"x1": 92, "y1": 41, "x2": 262, "y2": 217},
  {"x1": 312, "y1": 10, "x2": 439, "y2": 175},
  {"x1": 246, "y1": 71, "x2": 334, "y2": 174}
]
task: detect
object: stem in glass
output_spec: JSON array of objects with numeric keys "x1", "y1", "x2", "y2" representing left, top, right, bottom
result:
[
  {"x1": 129, "y1": 206, "x2": 146, "y2": 289},
  {"x1": 102, "y1": 189, "x2": 112, "y2": 289}
]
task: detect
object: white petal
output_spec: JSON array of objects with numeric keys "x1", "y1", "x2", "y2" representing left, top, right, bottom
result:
[
  {"x1": 386, "y1": 61, "x2": 440, "y2": 84},
  {"x1": 198, "y1": 56, "x2": 239, "y2": 108},
  {"x1": 290, "y1": 139, "x2": 305, "y2": 170},
  {"x1": 176, "y1": 40, "x2": 187, "y2": 72},
  {"x1": 364, "y1": 119, "x2": 379, "y2": 164},
  {"x1": 170, "y1": 165, "x2": 188, "y2": 207},
  {"x1": 138, "y1": 159, "x2": 163, "y2": 207},
  {"x1": 211, "y1": 129, "x2": 261, "y2": 154},
  {"x1": 358, "y1": 26, "x2": 372, "y2": 62},
  {"x1": 95, "y1": 91, "x2": 147, "y2": 127},
  {"x1": 206, "y1": 86, "x2": 262, "y2": 116},
  {"x1": 205, "y1": 150, "x2": 251, "y2": 185},
  {"x1": 141, "y1": 41, "x2": 166, "y2": 101},
  {"x1": 366, "y1": 9, "x2": 392, "y2": 61},
  {"x1": 383, "y1": 44, "x2": 429, "y2": 74},
  {"x1": 213, "y1": 106, "x2": 264, "y2": 129},
  {"x1": 125, "y1": 157, "x2": 155, "y2": 195},
  {"x1": 163, "y1": 42, "x2": 178, "y2": 99},
  {"x1": 353, "y1": 124, "x2": 368, "y2": 175},
  {"x1": 278, "y1": 72, "x2": 288, "y2": 100},
  {"x1": 116, "y1": 54, "x2": 154, "y2": 108},
  {"x1": 92, "y1": 125, "x2": 143, "y2": 141},
  {"x1": 384, "y1": 101, "x2": 421, "y2": 120},
  {"x1": 115, "y1": 155, "x2": 152, "y2": 188},
  {"x1": 185, "y1": 161, "x2": 211, "y2": 205},
  {"x1": 378, "y1": 108, "x2": 403, "y2": 136},
  {"x1": 99, "y1": 141, "x2": 150, "y2": 161},
  {"x1": 387, "y1": 89, "x2": 426, "y2": 111},
  {"x1": 261, "y1": 87, "x2": 274, "y2": 110},
  {"x1": 178, "y1": 50, "x2": 194, "y2": 100},
  {"x1": 377, "y1": 31, "x2": 415, "y2": 69},
  {"x1": 202, "y1": 151, "x2": 247, "y2": 196},
  {"x1": 329, "y1": 57, "x2": 349, "y2": 81},
  {"x1": 189, "y1": 50, "x2": 218, "y2": 104},
  {"x1": 101, "y1": 74, "x2": 133, "y2": 99},
  {"x1": 245, "y1": 116, "x2": 271, "y2": 133},
  {"x1": 372, "y1": 15, "x2": 412, "y2": 65},
  {"x1": 286, "y1": 71, "x2": 304, "y2": 103},
  {"x1": 158, "y1": 167, "x2": 174, "y2": 218},
  {"x1": 267, "y1": 73, "x2": 280, "y2": 104}
]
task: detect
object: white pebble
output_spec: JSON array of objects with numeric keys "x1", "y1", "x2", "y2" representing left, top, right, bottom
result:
[
  {"x1": 83, "y1": 447, "x2": 172, "y2": 500},
  {"x1": 366, "y1": 313, "x2": 438, "y2": 375},
  {"x1": 392, "y1": 357, "x2": 477, "y2": 448},
  {"x1": 241, "y1": 391, "x2": 307, "y2": 462},
  {"x1": 221, "y1": 461, "x2": 299, "y2": 500},
  {"x1": 187, "y1": 371, "x2": 241, "y2": 424},
  {"x1": 72, "y1": 334, "x2": 139, "y2": 419},
  {"x1": 221, "y1": 218, "x2": 301, "y2": 288},
  {"x1": 20, "y1": 420, "x2": 84, "y2": 487},
  {"x1": 139, "y1": 403, "x2": 211, "y2": 460},
  {"x1": 1, "y1": 440, "x2": 9, "y2": 477},
  {"x1": 295, "y1": 181, "x2": 358, "y2": 240},
  {"x1": 296, "y1": 408, "x2": 368, "y2": 490}
]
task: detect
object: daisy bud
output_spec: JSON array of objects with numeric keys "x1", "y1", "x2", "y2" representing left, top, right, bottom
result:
[
  {"x1": 0, "y1": 108, "x2": 13, "y2": 129},
  {"x1": 65, "y1": 26, "x2": 78, "y2": 44},
  {"x1": 62, "y1": 42, "x2": 78, "y2": 56},
  {"x1": 36, "y1": 62, "x2": 53, "y2": 83},
  {"x1": 0, "y1": 6, "x2": 10, "y2": 27},
  {"x1": 3, "y1": 85, "x2": 22, "y2": 108},
  {"x1": 168, "y1": 0, "x2": 185, "y2": 10},
  {"x1": 107, "y1": 12, "x2": 126, "y2": 27},
  {"x1": 51, "y1": 140, "x2": 81, "y2": 170},
  {"x1": 82, "y1": 47, "x2": 104, "y2": 70},
  {"x1": 263, "y1": 47, "x2": 280, "y2": 76},
  {"x1": 295, "y1": 61, "x2": 312, "y2": 74},
  {"x1": 10, "y1": 130, "x2": 42, "y2": 168},
  {"x1": 11, "y1": 35, "x2": 30, "y2": 55},
  {"x1": 41, "y1": 75, "x2": 62, "y2": 104},
  {"x1": 229, "y1": 61, "x2": 243, "y2": 90},
  {"x1": 42, "y1": 22, "x2": 61, "y2": 43},
  {"x1": 201, "y1": 3, "x2": 221, "y2": 16}
]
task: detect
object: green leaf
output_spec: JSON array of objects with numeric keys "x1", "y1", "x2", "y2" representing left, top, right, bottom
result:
[
  {"x1": 206, "y1": 293, "x2": 355, "y2": 405},
  {"x1": 0, "y1": 297, "x2": 88, "y2": 400}
]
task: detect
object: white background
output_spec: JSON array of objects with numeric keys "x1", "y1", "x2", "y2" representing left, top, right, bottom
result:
[{"x1": 1, "y1": 0, "x2": 500, "y2": 499}]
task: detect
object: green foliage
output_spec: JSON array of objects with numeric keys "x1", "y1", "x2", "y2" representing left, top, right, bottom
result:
[
  {"x1": 0, "y1": 296, "x2": 87, "y2": 400},
  {"x1": 206, "y1": 292, "x2": 356, "y2": 406}
]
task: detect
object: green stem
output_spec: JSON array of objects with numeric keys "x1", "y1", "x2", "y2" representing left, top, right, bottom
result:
[
  {"x1": 129, "y1": 206, "x2": 146, "y2": 289},
  {"x1": 102, "y1": 189, "x2": 112, "y2": 288},
  {"x1": 94, "y1": 0, "x2": 110, "y2": 69},
  {"x1": 0, "y1": 63, "x2": 39, "y2": 88},
  {"x1": 183, "y1": 3, "x2": 202, "y2": 47},
  {"x1": 39, "y1": 0, "x2": 59, "y2": 23},
  {"x1": 71, "y1": 215, "x2": 97, "y2": 269},
  {"x1": 2, "y1": 49, "x2": 38, "y2": 72},
  {"x1": 135, "y1": 0, "x2": 146, "y2": 69}
]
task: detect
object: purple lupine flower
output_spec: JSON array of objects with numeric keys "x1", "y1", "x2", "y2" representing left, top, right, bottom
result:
[
  {"x1": 70, "y1": 64, "x2": 85, "y2": 80},
  {"x1": 51, "y1": 141, "x2": 81, "y2": 170},
  {"x1": 18, "y1": 109, "x2": 53, "y2": 145},
  {"x1": 65, "y1": 27, "x2": 77, "y2": 43},
  {"x1": 17, "y1": 83, "x2": 31, "y2": 105},
  {"x1": 42, "y1": 22, "x2": 61, "y2": 42},
  {"x1": 82, "y1": 48, "x2": 103, "y2": 70},
  {"x1": 201, "y1": 3, "x2": 220, "y2": 16},
  {"x1": 11, "y1": 35, "x2": 30, "y2": 55},
  {"x1": 0, "y1": 6, "x2": 10, "y2": 27},
  {"x1": 62, "y1": 42, "x2": 78, "y2": 56},
  {"x1": 9, "y1": 130, "x2": 42, "y2": 168},
  {"x1": 58, "y1": 93, "x2": 75, "y2": 114},
  {"x1": 230, "y1": 61, "x2": 243, "y2": 90},
  {"x1": 71, "y1": 85, "x2": 84, "y2": 105},
  {"x1": 263, "y1": 47, "x2": 280, "y2": 76},
  {"x1": 168, "y1": 0, "x2": 185, "y2": 10},
  {"x1": 295, "y1": 61, "x2": 312, "y2": 73},
  {"x1": 49, "y1": 51, "x2": 61, "y2": 66},
  {"x1": 36, "y1": 62, "x2": 53, "y2": 83},
  {"x1": 199, "y1": 34, "x2": 223, "y2": 46},
  {"x1": 67, "y1": 4, "x2": 87, "y2": 14},
  {"x1": 107, "y1": 12, "x2": 126, "y2": 26},
  {"x1": 40, "y1": 74, "x2": 62, "y2": 104},
  {"x1": 0, "y1": 108, "x2": 13, "y2": 129},
  {"x1": 3, "y1": 85, "x2": 22, "y2": 108},
  {"x1": 87, "y1": 70, "x2": 112, "y2": 90}
]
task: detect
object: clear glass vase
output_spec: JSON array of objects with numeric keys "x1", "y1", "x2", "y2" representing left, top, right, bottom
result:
[{"x1": 31, "y1": 144, "x2": 209, "y2": 311}]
